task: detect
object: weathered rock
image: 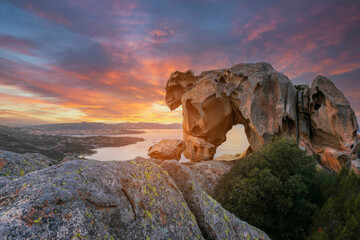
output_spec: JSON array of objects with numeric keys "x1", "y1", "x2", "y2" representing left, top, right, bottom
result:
[
  {"x1": 0, "y1": 157, "x2": 269, "y2": 239},
  {"x1": 0, "y1": 150, "x2": 57, "y2": 179},
  {"x1": 166, "y1": 63, "x2": 297, "y2": 162},
  {"x1": 183, "y1": 135, "x2": 216, "y2": 161},
  {"x1": 165, "y1": 62, "x2": 359, "y2": 172},
  {"x1": 0, "y1": 158, "x2": 204, "y2": 240},
  {"x1": 148, "y1": 139, "x2": 185, "y2": 161},
  {"x1": 165, "y1": 70, "x2": 199, "y2": 110},
  {"x1": 307, "y1": 76, "x2": 359, "y2": 171},
  {"x1": 350, "y1": 159, "x2": 360, "y2": 174},
  {"x1": 160, "y1": 160, "x2": 270, "y2": 240},
  {"x1": 0, "y1": 177, "x2": 11, "y2": 189},
  {"x1": 186, "y1": 160, "x2": 234, "y2": 196},
  {"x1": 60, "y1": 155, "x2": 87, "y2": 164}
]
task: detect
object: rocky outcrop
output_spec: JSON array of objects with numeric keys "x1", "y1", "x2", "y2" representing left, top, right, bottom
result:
[
  {"x1": 0, "y1": 158, "x2": 203, "y2": 239},
  {"x1": 304, "y1": 76, "x2": 359, "y2": 171},
  {"x1": 0, "y1": 157, "x2": 269, "y2": 239},
  {"x1": 160, "y1": 160, "x2": 269, "y2": 240},
  {"x1": 0, "y1": 150, "x2": 57, "y2": 179},
  {"x1": 148, "y1": 139, "x2": 185, "y2": 161},
  {"x1": 186, "y1": 160, "x2": 234, "y2": 196},
  {"x1": 165, "y1": 62, "x2": 359, "y2": 172}
]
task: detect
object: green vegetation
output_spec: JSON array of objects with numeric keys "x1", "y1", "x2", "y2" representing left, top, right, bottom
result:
[
  {"x1": 308, "y1": 168, "x2": 360, "y2": 240},
  {"x1": 214, "y1": 137, "x2": 318, "y2": 240},
  {"x1": 214, "y1": 137, "x2": 360, "y2": 240},
  {"x1": 294, "y1": 84, "x2": 310, "y2": 91}
]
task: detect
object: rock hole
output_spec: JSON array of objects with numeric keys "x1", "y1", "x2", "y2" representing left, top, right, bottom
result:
[
  {"x1": 281, "y1": 116, "x2": 295, "y2": 136},
  {"x1": 219, "y1": 76, "x2": 226, "y2": 84},
  {"x1": 213, "y1": 125, "x2": 250, "y2": 160},
  {"x1": 312, "y1": 90, "x2": 325, "y2": 112}
]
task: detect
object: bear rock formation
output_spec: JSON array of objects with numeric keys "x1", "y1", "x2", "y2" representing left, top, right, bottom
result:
[{"x1": 165, "y1": 62, "x2": 359, "y2": 172}]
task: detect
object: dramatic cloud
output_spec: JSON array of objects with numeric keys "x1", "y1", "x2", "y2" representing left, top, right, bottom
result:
[{"x1": 0, "y1": 0, "x2": 359, "y2": 125}]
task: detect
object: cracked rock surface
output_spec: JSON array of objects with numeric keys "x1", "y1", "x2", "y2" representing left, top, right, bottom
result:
[{"x1": 0, "y1": 156, "x2": 269, "y2": 240}]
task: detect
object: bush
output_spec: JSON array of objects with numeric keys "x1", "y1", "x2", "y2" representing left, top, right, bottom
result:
[
  {"x1": 294, "y1": 84, "x2": 310, "y2": 91},
  {"x1": 214, "y1": 137, "x2": 318, "y2": 240},
  {"x1": 308, "y1": 168, "x2": 360, "y2": 240},
  {"x1": 309, "y1": 168, "x2": 336, "y2": 207}
]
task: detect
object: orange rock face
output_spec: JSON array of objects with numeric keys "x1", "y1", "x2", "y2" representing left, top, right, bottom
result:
[
  {"x1": 165, "y1": 62, "x2": 359, "y2": 171},
  {"x1": 148, "y1": 139, "x2": 186, "y2": 161}
]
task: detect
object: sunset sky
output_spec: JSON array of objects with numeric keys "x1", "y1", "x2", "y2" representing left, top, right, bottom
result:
[{"x1": 0, "y1": 0, "x2": 359, "y2": 126}]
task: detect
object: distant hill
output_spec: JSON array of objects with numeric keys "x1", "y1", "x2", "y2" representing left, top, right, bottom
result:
[
  {"x1": 118, "y1": 122, "x2": 182, "y2": 130},
  {"x1": 0, "y1": 125, "x2": 144, "y2": 160},
  {"x1": 26, "y1": 122, "x2": 182, "y2": 131}
]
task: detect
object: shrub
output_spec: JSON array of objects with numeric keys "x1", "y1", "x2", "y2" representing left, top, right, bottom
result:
[
  {"x1": 309, "y1": 168, "x2": 336, "y2": 207},
  {"x1": 308, "y1": 168, "x2": 360, "y2": 240},
  {"x1": 294, "y1": 84, "x2": 310, "y2": 91},
  {"x1": 214, "y1": 137, "x2": 318, "y2": 240}
]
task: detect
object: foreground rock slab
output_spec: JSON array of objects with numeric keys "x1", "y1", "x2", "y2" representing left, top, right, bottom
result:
[
  {"x1": 165, "y1": 62, "x2": 359, "y2": 172},
  {"x1": 161, "y1": 160, "x2": 269, "y2": 240},
  {"x1": 0, "y1": 150, "x2": 57, "y2": 180},
  {"x1": 0, "y1": 159, "x2": 203, "y2": 240},
  {"x1": 148, "y1": 139, "x2": 185, "y2": 161},
  {"x1": 0, "y1": 158, "x2": 269, "y2": 240},
  {"x1": 186, "y1": 160, "x2": 234, "y2": 196}
]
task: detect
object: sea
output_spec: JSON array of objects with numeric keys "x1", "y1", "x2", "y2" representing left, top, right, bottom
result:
[{"x1": 86, "y1": 125, "x2": 249, "y2": 161}]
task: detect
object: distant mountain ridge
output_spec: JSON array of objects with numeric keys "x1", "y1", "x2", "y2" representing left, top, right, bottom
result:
[{"x1": 26, "y1": 122, "x2": 182, "y2": 130}]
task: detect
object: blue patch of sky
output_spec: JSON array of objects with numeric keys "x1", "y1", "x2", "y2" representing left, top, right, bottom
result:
[{"x1": 0, "y1": 2, "x2": 101, "y2": 67}]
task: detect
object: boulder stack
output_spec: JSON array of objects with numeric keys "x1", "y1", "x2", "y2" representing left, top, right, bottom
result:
[{"x1": 165, "y1": 62, "x2": 359, "y2": 172}]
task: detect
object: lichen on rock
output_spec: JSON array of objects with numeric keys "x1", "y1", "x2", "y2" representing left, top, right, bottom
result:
[
  {"x1": 0, "y1": 155, "x2": 270, "y2": 239},
  {"x1": 0, "y1": 158, "x2": 203, "y2": 239}
]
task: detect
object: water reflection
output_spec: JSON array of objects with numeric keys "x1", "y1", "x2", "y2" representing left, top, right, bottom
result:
[{"x1": 88, "y1": 125, "x2": 249, "y2": 161}]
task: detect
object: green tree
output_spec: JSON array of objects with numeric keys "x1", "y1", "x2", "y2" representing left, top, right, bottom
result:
[
  {"x1": 294, "y1": 84, "x2": 310, "y2": 91},
  {"x1": 309, "y1": 168, "x2": 336, "y2": 207},
  {"x1": 308, "y1": 168, "x2": 360, "y2": 240},
  {"x1": 214, "y1": 137, "x2": 318, "y2": 240}
]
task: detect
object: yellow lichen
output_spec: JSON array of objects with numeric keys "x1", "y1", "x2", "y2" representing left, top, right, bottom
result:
[
  {"x1": 223, "y1": 212, "x2": 229, "y2": 222},
  {"x1": 145, "y1": 210, "x2": 152, "y2": 220},
  {"x1": 33, "y1": 217, "x2": 42, "y2": 224},
  {"x1": 145, "y1": 172, "x2": 151, "y2": 181}
]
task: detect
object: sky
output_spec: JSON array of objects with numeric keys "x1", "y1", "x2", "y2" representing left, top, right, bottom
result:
[{"x1": 0, "y1": 0, "x2": 359, "y2": 126}]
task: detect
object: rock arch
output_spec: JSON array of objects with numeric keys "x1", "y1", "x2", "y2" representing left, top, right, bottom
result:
[{"x1": 165, "y1": 62, "x2": 359, "y2": 172}]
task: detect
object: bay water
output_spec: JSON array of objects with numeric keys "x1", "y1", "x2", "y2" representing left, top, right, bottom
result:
[{"x1": 87, "y1": 125, "x2": 249, "y2": 161}]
